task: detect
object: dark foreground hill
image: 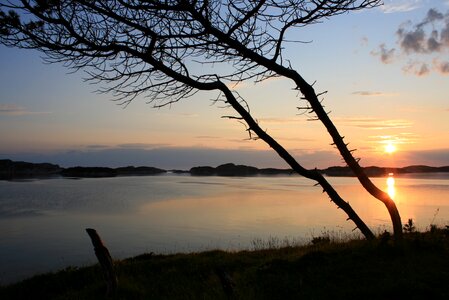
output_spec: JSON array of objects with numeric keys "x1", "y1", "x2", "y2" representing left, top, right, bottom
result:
[{"x1": 1, "y1": 229, "x2": 449, "y2": 299}]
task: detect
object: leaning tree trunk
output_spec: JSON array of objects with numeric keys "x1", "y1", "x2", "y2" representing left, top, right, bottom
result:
[
  {"x1": 292, "y1": 78, "x2": 403, "y2": 240},
  {"x1": 142, "y1": 57, "x2": 376, "y2": 239},
  {"x1": 190, "y1": 23, "x2": 403, "y2": 240},
  {"x1": 218, "y1": 84, "x2": 375, "y2": 240}
]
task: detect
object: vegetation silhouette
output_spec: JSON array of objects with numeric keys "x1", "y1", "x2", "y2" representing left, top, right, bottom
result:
[
  {"x1": 2, "y1": 226, "x2": 449, "y2": 299},
  {"x1": 0, "y1": 0, "x2": 402, "y2": 239}
]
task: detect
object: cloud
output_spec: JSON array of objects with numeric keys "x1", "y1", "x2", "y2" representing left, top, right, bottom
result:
[
  {"x1": 0, "y1": 103, "x2": 50, "y2": 116},
  {"x1": 277, "y1": 136, "x2": 313, "y2": 142},
  {"x1": 195, "y1": 135, "x2": 221, "y2": 139},
  {"x1": 402, "y1": 61, "x2": 430, "y2": 76},
  {"x1": 86, "y1": 145, "x2": 110, "y2": 149},
  {"x1": 336, "y1": 117, "x2": 413, "y2": 130},
  {"x1": 360, "y1": 36, "x2": 369, "y2": 46},
  {"x1": 374, "y1": 8, "x2": 449, "y2": 76},
  {"x1": 397, "y1": 26, "x2": 426, "y2": 53},
  {"x1": 396, "y1": 8, "x2": 448, "y2": 54},
  {"x1": 178, "y1": 113, "x2": 199, "y2": 118},
  {"x1": 371, "y1": 44, "x2": 396, "y2": 64},
  {"x1": 400, "y1": 148, "x2": 449, "y2": 166},
  {"x1": 433, "y1": 59, "x2": 449, "y2": 74},
  {"x1": 367, "y1": 132, "x2": 420, "y2": 145},
  {"x1": 381, "y1": 0, "x2": 424, "y2": 13},
  {"x1": 351, "y1": 91, "x2": 395, "y2": 97},
  {"x1": 258, "y1": 117, "x2": 305, "y2": 125},
  {"x1": 117, "y1": 143, "x2": 169, "y2": 149}
]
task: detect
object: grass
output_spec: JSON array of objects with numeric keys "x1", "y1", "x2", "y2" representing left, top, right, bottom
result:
[{"x1": 1, "y1": 228, "x2": 449, "y2": 299}]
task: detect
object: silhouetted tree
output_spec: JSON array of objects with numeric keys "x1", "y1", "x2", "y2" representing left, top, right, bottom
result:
[{"x1": 0, "y1": 0, "x2": 403, "y2": 239}]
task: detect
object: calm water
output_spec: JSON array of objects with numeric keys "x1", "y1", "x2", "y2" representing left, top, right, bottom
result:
[{"x1": 1, "y1": 173, "x2": 448, "y2": 284}]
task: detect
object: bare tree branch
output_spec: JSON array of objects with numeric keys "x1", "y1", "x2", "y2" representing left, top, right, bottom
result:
[{"x1": 1, "y1": 0, "x2": 392, "y2": 239}]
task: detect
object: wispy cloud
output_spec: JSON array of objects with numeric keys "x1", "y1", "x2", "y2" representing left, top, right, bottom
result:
[
  {"x1": 86, "y1": 145, "x2": 110, "y2": 149},
  {"x1": 178, "y1": 113, "x2": 199, "y2": 118},
  {"x1": 352, "y1": 91, "x2": 395, "y2": 97},
  {"x1": 258, "y1": 117, "x2": 305, "y2": 125},
  {"x1": 367, "y1": 132, "x2": 420, "y2": 145},
  {"x1": 381, "y1": 0, "x2": 424, "y2": 13},
  {"x1": 277, "y1": 136, "x2": 314, "y2": 142},
  {"x1": 195, "y1": 135, "x2": 221, "y2": 139},
  {"x1": 0, "y1": 103, "x2": 50, "y2": 116},
  {"x1": 360, "y1": 36, "x2": 369, "y2": 46},
  {"x1": 336, "y1": 117, "x2": 413, "y2": 130},
  {"x1": 374, "y1": 8, "x2": 449, "y2": 76},
  {"x1": 117, "y1": 143, "x2": 169, "y2": 150}
]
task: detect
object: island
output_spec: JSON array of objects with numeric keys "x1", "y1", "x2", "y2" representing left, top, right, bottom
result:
[{"x1": 1, "y1": 159, "x2": 448, "y2": 179}]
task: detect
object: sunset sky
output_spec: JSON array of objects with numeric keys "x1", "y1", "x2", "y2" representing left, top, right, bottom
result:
[{"x1": 1, "y1": 0, "x2": 448, "y2": 169}]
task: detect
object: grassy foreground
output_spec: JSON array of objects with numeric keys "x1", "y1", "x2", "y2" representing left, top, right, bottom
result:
[{"x1": 2, "y1": 229, "x2": 449, "y2": 300}]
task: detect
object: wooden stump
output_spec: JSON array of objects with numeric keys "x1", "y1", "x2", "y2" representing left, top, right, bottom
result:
[{"x1": 86, "y1": 228, "x2": 118, "y2": 297}]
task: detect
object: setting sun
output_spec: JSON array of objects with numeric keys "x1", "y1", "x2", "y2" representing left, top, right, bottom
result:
[{"x1": 384, "y1": 143, "x2": 396, "y2": 154}]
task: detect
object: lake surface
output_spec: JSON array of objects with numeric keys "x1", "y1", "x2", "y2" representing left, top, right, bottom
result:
[{"x1": 1, "y1": 173, "x2": 448, "y2": 284}]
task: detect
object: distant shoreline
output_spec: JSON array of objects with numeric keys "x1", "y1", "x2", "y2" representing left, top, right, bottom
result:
[{"x1": 1, "y1": 159, "x2": 449, "y2": 180}]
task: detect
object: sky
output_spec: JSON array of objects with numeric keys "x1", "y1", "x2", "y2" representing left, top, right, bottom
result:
[{"x1": 0, "y1": 0, "x2": 448, "y2": 169}]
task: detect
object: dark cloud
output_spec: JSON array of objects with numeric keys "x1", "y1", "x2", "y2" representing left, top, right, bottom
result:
[
  {"x1": 397, "y1": 26, "x2": 426, "y2": 53},
  {"x1": 375, "y1": 8, "x2": 449, "y2": 76},
  {"x1": 371, "y1": 44, "x2": 396, "y2": 64},
  {"x1": 86, "y1": 145, "x2": 110, "y2": 149},
  {"x1": 400, "y1": 148, "x2": 449, "y2": 167},
  {"x1": 398, "y1": 8, "x2": 448, "y2": 54},
  {"x1": 421, "y1": 8, "x2": 445, "y2": 25},
  {"x1": 427, "y1": 30, "x2": 442, "y2": 52}
]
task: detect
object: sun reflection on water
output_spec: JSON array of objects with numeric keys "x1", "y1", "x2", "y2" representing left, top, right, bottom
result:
[{"x1": 386, "y1": 173, "x2": 396, "y2": 200}]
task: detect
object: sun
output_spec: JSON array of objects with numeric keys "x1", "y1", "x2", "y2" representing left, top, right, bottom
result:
[{"x1": 384, "y1": 142, "x2": 396, "y2": 154}]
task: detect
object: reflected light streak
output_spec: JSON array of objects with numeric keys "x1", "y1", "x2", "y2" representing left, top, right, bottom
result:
[{"x1": 386, "y1": 173, "x2": 396, "y2": 199}]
